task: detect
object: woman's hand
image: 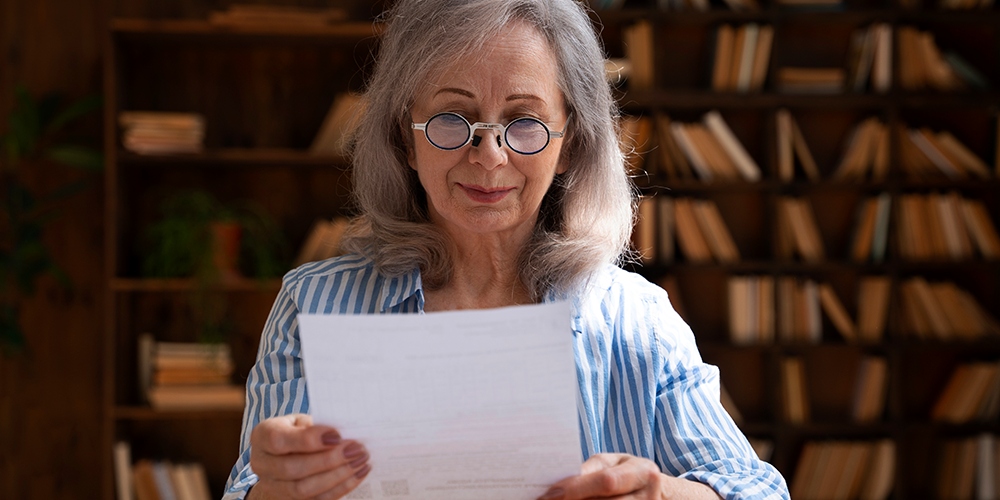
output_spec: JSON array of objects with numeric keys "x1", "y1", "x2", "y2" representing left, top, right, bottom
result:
[
  {"x1": 246, "y1": 414, "x2": 371, "y2": 500},
  {"x1": 538, "y1": 453, "x2": 722, "y2": 500}
]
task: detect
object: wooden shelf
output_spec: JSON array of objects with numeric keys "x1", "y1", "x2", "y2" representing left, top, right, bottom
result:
[
  {"x1": 110, "y1": 278, "x2": 282, "y2": 293},
  {"x1": 117, "y1": 148, "x2": 349, "y2": 168},
  {"x1": 111, "y1": 18, "x2": 378, "y2": 43},
  {"x1": 114, "y1": 405, "x2": 244, "y2": 421},
  {"x1": 621, "y1": 89, "x2": 1000, "y2": 110}
]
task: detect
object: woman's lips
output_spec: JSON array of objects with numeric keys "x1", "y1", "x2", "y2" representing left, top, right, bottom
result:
[{"x1": 459, "y1": 184, "x2": 515, "y2": 204}]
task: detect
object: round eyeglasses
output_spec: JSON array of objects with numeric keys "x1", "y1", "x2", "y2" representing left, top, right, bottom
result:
[{"x1": 411, "y1": 112, "x2": 568, "y2": 155}]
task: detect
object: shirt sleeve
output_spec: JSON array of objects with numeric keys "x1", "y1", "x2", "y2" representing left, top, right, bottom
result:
[
  {"x1": 647, "y1": 292, "x2": 790, "y2": 500},
  {"x1": 223, "y1": 275, "x2": 310, "y2": 500}
]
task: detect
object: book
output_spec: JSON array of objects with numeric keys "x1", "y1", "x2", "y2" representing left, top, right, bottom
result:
[
  {"x1": 623, "y1": 21, "x2": 655, "y2": 90},
  {"x1": 132, "y1": 460, "x2": 161, "y2": 500},
  {"x1": 691, "y1": 200, "x2": 741, "y2": 262},
  {"x1": 932, "y1": 362, "x2": 1000, "y2": 423},
  {"x1": 147, "y1": 384, "x2": 245, "y2": 411},
  {"x1": 779, "y1": 197, "x2": 825, "y2": 262},
  {"x1": 859, "y1": 440, "x2": 896, "y2": 500},
  {"x1": 857, "y1": 276, "x2": 891, "y2": 343},
  {"x1": 635, "y1": 197, "x2": 657, "y2": 264},
  {"x1": 711, "y1": 25, "x2": 735, "y2": 92},
  {"x1": 673, "y1": 198, "x2": 713, "y2": 262},
  {"x1": 656, "y1": 197, "x2": 675, "y2": 263},
  {"x1": 294, "y1": 217, "x2": 351, "y2": 266},
  {"x1": 871, "y1": 24, "x2": 893, "y2": 94},
  {"x1": 310, "y1": 93, "x2": 364, "y2": 157},
  {"x1": 818, "y1": 283, "x2": 856, "y2": 342},
  {"x1": 702, "y1": 110, "x2": 762, "y2": 182},
  {"x1": 781, "y1": 357, "x2": 810, "y2": 423},
  {"x1": 670, "y1": 122, "x2": 714, "y2": 181},
  {"x1": 748, "y1": 25, "x2": 774, "y2": 92},
  {"x1": 851, "y1": 356, "x2": 888, "y2": 423},
  {"x1": 114, "y1": 441, "x2": 134, "y2": 500}
]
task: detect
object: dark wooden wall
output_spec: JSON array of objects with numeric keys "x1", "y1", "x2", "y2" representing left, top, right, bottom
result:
[
  {"x1": 0, "y1": 2, "x2": 380, "y2": 498},
  {"x1": 1, "y1": 0, "x2": 108, "y2": 498}
]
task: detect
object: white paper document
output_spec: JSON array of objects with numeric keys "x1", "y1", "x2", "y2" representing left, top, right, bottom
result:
[{"x1": 298, "y1": 301, "x2": 582, "y2": 500}]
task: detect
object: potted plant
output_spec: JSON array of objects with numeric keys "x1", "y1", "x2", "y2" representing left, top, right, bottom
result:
[
  {"x1": 0, "y1": 86, "x2": 103, "y2": 353},
  {"x1": 142, "y1": 189, "x2": 289, "y2": 341}
]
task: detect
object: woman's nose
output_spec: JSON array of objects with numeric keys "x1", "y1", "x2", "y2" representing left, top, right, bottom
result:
[{"x1": 468, "y1": 130, "x2": 507, "y2": 170}]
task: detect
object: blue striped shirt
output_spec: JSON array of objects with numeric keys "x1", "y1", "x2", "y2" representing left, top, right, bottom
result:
[{"x1": 224, "y1": 254, "x2": 789, "y2": 499}]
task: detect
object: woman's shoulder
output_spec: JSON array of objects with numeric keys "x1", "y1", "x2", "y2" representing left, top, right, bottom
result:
[
  {"x1": 278, "y1": 254, "x2": 422, "y2": 314},
  {"x1": 588, "y1": 263, "x2": 670, "y2": 305},
  {"x1": 281, "y1": 253, "x2": 378, "y2": 289}
]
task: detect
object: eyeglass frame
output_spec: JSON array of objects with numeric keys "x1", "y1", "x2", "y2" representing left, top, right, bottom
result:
[{"x1": 411, "y1": 112, "x2": 570, "y2": 155}]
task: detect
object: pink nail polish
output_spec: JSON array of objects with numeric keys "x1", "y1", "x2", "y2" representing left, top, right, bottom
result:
[
  {"x1": 354, "y1": 463, "x2": 372, "y2": 479},
  {"x1": 349, "y1": 452, "x2": 369, "y2": 469},
  {"x1": 344, "y1": 442, "x2": 365, "y2": 459},
  {"x1": 538, "y1": 488, "x2": 564, "y2": 500},
  {"x1": 322, "y1": 431, "x2": 341, "y2": 446}
]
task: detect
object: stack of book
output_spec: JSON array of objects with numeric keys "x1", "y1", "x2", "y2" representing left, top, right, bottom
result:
[
  {"x1": 790, "y1": 439, "x2": 896, "y2": 500},
  {"x1": 667, "y1": 111, "x2": 762, "y2": 182},
  {"x1": 845, "y1": 23, "x2": 893, "y2": 93},
  {"x1": 896, "y1": 277, "x2": 1000, "y2": 340},
  {"x1": 898, "y1": 126, "x2": 992, "y2": 180},
  {"x1": 633, "y1": 196, "x2": 741, "y2": 265},
  {"x1": 728, "y1": 275, "x2": 775, "y2": 345},
  {"x1": 897, "y1": 26, "x2": 990, "y2": 91},
  {"x1": 936, "y1": 434, "x2": 1000, "y2": 500},
  {"x1": 138, "y1": 333, "x2": 244, "y2": 411},
  {"x1": 849, "y1": 193, "x2": 892, "y2": 263},
  {"x1": 894, "y1": 193, "x2": 1000, "y2": 261},
  {"x1": 932, "y1": 361, "x2": 1000, "y2": 424},
  {"x1": 831, "y1": 117, "x2": 890, "y2": 181},
  {"x1": 119, "y1": 112, "x2": 205, "y2": 155},
  {"x1": 776, "y1": 197, "x2": 825, "y2": 262},
  {"x1": 114, "y1": 441, "x2": 213, "y2": 500},
  {"x1": 775, "y1": 109, "x2": 821, "y2": 182},
  {"x1": 710, "y1": 24, "x2": 774, "y2": 93}
]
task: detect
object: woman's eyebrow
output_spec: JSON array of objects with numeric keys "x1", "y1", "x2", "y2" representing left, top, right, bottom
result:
[
  {"x1": 506, "y1": 93, "x2": 544, "y2": 103},
  {"x1": 434, "y1": 87, "x2": 475, "y2": 98}
]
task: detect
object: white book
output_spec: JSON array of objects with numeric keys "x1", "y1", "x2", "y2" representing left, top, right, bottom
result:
[{"x1": 113, "y1": 441, "x2": 134, "y2": 500}]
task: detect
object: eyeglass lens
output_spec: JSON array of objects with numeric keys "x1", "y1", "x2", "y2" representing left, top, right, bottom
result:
[{"x1": 424, "y1": 113, "x2": 551, "y2": 154}]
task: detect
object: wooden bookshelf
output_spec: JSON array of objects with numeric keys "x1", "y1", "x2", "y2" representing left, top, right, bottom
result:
[
  {"x1": 102, "y1": 2, "x2": 1000, "y2": 499},
  {"x1": 607, "y1": 0, "x2": 1000, "y2": 498},
  {"x1": 101, "y1": 16, "x2": 375, "y2": 499}
]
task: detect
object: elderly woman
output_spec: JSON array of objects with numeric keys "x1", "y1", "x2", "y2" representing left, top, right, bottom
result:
[{"x1": 224, "y1": 0, "x2": 789, "y2": 499}]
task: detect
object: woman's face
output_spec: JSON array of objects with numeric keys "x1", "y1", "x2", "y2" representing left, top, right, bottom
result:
[{"x1": 408, "y1": 21, "x2": 569, "y2": 246}]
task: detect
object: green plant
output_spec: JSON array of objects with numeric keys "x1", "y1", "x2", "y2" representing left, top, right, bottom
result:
[
  {"x1": 142, "y1": 190, "x2": 289, "y2": 342},
  {"x1": 0, "y1": 86, "x2": 103, "y2": 354},
  {"x1": 142, "y1": 189, "x2": 288, "y2": 281}
]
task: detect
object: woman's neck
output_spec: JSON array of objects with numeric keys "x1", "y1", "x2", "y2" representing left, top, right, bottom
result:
[{"x1": 423, "y1": 233, "x2": 533, "y2": 312}]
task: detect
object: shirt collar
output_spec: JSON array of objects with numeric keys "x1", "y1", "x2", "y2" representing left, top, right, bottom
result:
[{"x1": 377, "y1": 266, "x2": 424, "y2": 313}]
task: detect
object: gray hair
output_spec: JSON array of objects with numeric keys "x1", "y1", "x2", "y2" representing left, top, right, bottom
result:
[{"x1": 342, "y1": 0, "x2": 635, "y2": 299}]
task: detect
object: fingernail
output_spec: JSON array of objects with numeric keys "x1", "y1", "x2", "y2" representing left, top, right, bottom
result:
[
  {"x1": 344, "y1": 442, "x2": 365, "y2": 459},
  {"x1": 354, "y1": 463, "x2": 372, "y2": 479},
  {"x1": 538, "y1": 488, "x2": 564, "y2": 500},
  {"x1": 322, "y1": 431, "x2": 341, "y2": 446},
  {"x1": 349, "y1": 451, "x2": 369, "y2": 469}
]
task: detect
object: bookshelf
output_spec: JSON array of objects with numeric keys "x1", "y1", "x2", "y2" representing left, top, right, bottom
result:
[
  {"x1": 101, "y1": 3, "x2": 1000, "y2": 500},
  {"x1": 600, "y1": 0, "x2": 1000, "y2": 498},
  {"x1": 101, "y1": 17, "x2": 377, "y2": 499}
]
